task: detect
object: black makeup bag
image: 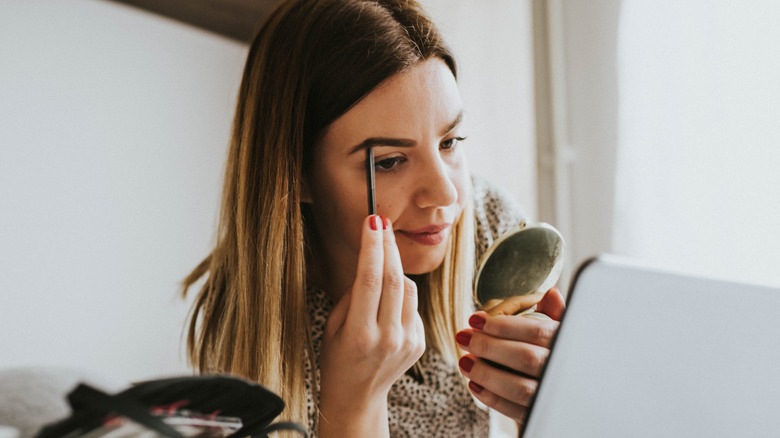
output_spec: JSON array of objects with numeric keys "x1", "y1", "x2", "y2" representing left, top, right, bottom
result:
[{"x1": 35, "y1": 375, "x2": 307, "y2": 438}]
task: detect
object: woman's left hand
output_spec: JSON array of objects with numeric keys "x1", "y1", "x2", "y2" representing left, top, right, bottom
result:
[{"x1": 455, "y1": 287, "x2": 565, "y2": 425}]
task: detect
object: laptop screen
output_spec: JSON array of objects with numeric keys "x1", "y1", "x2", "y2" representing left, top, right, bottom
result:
[{"x1": 521, "y1": 255, "x2": 780, "y2": 438}]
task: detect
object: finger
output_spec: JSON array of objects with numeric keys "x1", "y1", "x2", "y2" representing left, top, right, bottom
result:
[
  {"x1": 400, "y1": 276, "x2": 419, "y2": 323},
  {"x1": 483, "y1": 292, "x2": 545, "y2": 316},
  {"x1": 480, "y1": 298, "x2": 504, "y2": 313},
  {"x1": 456, "y1": 329, "x2": 549, "y2": 377},
  {"x1": 403, "y1": 276, "x2": 426, "y2": 359},
  {"x1": 535, "y1": 287, "x2": 566, "y2": 321},
  {"x1": 466, "y1": 380, "x2": 527, "y2": 425},
  {"x1": 345, "y1": 215, "x2": 385, "y2": 327},
  {"x1": 468, "y1": 311, "x2": 559, "y2": 348},
  {"x1": 377, "y1": 216, "x2": 405, "y2": 326},
  {"x1": 459, "y1": 354, "x2": 538, "y2": 408}
]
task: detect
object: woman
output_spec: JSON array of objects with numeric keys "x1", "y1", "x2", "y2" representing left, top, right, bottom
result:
[{"x1": 182, "y1": 0, "x2": 565, "y2": 436}]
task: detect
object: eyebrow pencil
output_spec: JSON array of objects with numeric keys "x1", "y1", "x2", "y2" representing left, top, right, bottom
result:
[{"x1": 366, "y1": 147, "x2": 376, "y2": 215}]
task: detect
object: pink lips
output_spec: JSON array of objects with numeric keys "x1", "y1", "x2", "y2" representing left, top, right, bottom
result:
[{"x1": 398, "y1": 224, "x2": 452, "y2": 246}]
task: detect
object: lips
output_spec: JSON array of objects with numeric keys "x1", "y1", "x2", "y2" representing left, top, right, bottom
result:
[{"x1": 398, "y1": 223, "x2": 452, "y2": 246}]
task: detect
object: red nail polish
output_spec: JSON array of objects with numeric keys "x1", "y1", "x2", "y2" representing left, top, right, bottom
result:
[
  {"x1": 469, "y1": 314, "x2": 486, "y2": 330},
  {"x1": 369, "y1": 215, "x2": 381, "y2": 230},
  {"x1": 455, "y1": 331, "x2": 472, "y2": 347},
  {"x1": 468, "y1": 380, "x2": 484, "y2": 394},
  {"x1": 459, "y1": 356, "x2": 474, "y2": 373},
  {"x1": 380, "y1": 215, "x2": 389, "y2": 230}
]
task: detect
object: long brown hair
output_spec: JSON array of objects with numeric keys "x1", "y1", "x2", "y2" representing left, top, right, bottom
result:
[{"x1": 182, "y1": 0, "x2": 472, "y2": 429}]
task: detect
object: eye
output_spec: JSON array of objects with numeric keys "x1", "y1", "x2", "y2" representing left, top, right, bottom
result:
[
  {"x1": 375, "y1": 155, "x2": 406, "y2": 172},
  {"x1": 441, "y1": 136, "x2": 467, "y2": 151}
]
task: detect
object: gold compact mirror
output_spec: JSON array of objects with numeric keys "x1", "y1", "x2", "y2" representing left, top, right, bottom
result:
[{"x1": 474, "y1": 221, "x2": 566, "y2": 316}]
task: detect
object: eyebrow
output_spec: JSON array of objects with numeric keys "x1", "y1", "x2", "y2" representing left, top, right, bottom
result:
[{"x1": 348, "y1": 110, "x2": 464, "y2": 155}]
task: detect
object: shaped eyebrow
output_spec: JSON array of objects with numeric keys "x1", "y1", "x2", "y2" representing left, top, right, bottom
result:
[
  {"x1": 348, "y1": 137, "x2": 416, "y2": 155},
  {"x1": 347, "y1": 110, "x2": 464, "y2": 155},
  {"x1": 440, "y1": 111, "x2": 464, "y2": 137}
]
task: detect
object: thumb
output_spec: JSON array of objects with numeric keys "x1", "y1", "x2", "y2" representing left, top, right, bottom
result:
[{"x1": 536, "y1": 287, "x2": 566, "y2": 321}]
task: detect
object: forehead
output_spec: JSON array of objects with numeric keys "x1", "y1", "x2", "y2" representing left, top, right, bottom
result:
[{"x1": 320, "y1": 58, "x2": 463, "y2": 150}]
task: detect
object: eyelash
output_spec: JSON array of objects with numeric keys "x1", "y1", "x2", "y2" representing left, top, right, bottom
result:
[
  {"x1": 375, "y1": 156, "x2": 407, "y2": 172},
  {"x1": 373, "y1": 136, "x2": 467, "y2": 172},
  {"x1": 442, "y1": 136, "x2": 467, "y2": 151}
]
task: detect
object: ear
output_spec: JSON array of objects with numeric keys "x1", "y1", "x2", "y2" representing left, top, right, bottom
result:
[{"x1": 300, "y1": 176, "x2": 313, "y2": 203}]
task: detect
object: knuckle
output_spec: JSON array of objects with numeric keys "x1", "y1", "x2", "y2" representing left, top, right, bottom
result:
[
  {"x1": 520, "y1": 347, "x2": 547, "y2": 374},
  {"x1": 360, "y1": 272, "x2": 383, "y2": 290},
  {"x1": 379, "y1": 327, "x2": 404, "y2": 354},
  {"x1": 352, "y1": 330, "x2": 378, "y2": 354},
  {"x1": 492, "y1": 316, "x2": 513, "y2": 338},
  {"x1": 510, "y1": 379, "x2": 537, "y2": 405},
  {"x1": 384, "y1": 235, "x2": 396, "y2": 248},
  {"x1": 384, "y1": 271, "x2": 404, "y2": 291},
  {"x1": 405, "y1": 331, "x2": 425, "y2": 360},
  {"x1": 529, "y1": 322, "x2": 555, "y2": 345}
]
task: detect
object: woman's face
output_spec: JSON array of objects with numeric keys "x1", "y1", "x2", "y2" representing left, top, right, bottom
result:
[{"x1": 305, "y1": 58, "x2": 469, "y2": 283}]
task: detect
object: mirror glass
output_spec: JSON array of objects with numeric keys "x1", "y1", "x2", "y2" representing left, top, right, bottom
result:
[{"x1": 474, "y1": 222, "x2": 565, "y2": 315}]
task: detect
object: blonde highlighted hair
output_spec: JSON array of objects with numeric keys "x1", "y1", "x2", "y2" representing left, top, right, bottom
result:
[{"x1": 182, "y1": 0, "x2": 474, "y2": 430}]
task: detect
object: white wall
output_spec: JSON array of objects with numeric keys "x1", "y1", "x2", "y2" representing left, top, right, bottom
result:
[
  {"x1": 612, "y1": 0, "x2": 780, "y2": 287},
  {"x1": 538, "y1": 0, "x2": 622, "y2": 289},
  {"x1": 542, "y1": 0, "x2": 780, "y2": 289},
  {"x1": 0, "y1": 0, "x2": 246, "y2": 381},
  {"x1": 424, "y1": 0, "x2": 537, "y2": 214},
  {"x1": 0, "y1": 1, "x2": 535, "y2": 384}
]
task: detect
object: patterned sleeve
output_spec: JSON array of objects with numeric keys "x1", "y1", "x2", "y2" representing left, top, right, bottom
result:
[{"x1": 471, "y1": 175, "x2": 528, "y2": 266}]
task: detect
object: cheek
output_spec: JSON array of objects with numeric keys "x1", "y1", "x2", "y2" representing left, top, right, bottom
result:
[
  {"x1": 373, "y1": 177, "x2": 408, "y2": 218},
  {"x1": 324, "y1": 186, "x2": 365, "y2": 234},
  {"x1": 375, "y1": 199, "x2": 400, "y2": 221}
]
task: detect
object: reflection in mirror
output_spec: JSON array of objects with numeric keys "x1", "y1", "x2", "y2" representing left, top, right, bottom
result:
[{"x1": 474, "y1": 222, "x2": 565, "y2": 317}]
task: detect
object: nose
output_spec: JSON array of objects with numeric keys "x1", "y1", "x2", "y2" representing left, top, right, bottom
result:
[{"x1": 413, "y1": 153, "x2": 459, "y2": 209}]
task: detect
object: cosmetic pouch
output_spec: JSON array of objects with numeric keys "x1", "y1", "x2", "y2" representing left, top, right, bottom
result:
[{"x1": 35, "y1": 375, "x2": 307, "y2": 438}]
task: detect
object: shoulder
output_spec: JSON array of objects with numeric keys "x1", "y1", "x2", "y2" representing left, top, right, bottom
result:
[{"x1": 471, "y1": 175, "x2": 528, "y2": 263}]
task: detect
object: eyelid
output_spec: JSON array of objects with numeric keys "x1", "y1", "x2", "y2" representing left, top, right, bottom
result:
[
  {"x1": 373, "y1": 150, "x2": 406, "y2": 160},
  {"x1": 442, "y1": 136, "x2": 467, "y2": 149},
  {"x1": 373, "y1": 153, "x2": 407, "y2": 172}
]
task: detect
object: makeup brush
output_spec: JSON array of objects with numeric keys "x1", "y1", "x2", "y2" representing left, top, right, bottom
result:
[{"x1": 366, "y1": 147, "x2": 376, "y2": 215}]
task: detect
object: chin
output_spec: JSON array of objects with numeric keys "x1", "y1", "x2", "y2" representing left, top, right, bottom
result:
[{"x1": 400, "y1": 248, "x2": 448, "y2": 275}]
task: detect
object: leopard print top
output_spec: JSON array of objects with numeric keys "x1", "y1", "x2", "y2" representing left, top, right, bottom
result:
[{"x1": 303, "y1": 176, "x2": 525, "y2": 437}]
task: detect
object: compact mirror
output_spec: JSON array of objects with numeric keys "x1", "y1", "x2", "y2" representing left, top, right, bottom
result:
[{"x1": 474, "y1": 221, "x2": 565, "y2": 316}]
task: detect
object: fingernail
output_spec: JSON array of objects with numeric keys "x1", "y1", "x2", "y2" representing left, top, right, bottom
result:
[
  {"x1": 469, "y1": 314, "x2": 486, "y2": 330},
  {"x1": 369, "y1": 215, "x2": 381, "y2": 231},
  {"x1": 380, "y1": 215, "x2": 389, "y2": 230},
  {"x1": 468, "y1": 380, "x2": 484, "y2": 394},
  {"x1": 455, "y1": 331, "x2": 472, "y2": 347},
  {"x1": 459, "y1": 356, "x2": 474, "y2": 373}
]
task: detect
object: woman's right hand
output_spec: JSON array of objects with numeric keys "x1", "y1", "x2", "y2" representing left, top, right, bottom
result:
[{"x1": 318, "y1": 215, "x2": 426, "y2": 438}]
